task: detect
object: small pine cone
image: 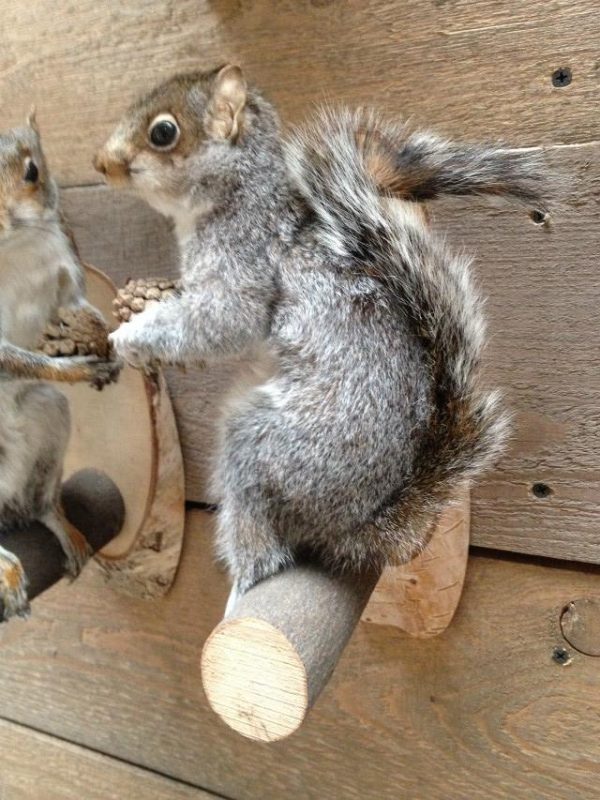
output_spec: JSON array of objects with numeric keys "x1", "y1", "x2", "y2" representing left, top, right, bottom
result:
[
  {"x1": 55, "y1": 338, "x2": 77, "y2": 357},
  {"x1": 113, "y1": 277, "x2": 181, "y2": 324},
  {"x1": 38, "y1": 306, "x2": 111, "y2": 359}
]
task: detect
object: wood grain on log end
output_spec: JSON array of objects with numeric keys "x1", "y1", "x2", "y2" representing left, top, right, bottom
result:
[
  {"x1": 202, "y1": 617, "x2": 308, "y2": 742},
  {"x1": 201, "y1": 564, "x2": 379, "y2": 742}
]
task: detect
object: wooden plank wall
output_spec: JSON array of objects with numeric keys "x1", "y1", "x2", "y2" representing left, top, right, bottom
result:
[
  {"x1": 0, "y1": 512, "x2": 599, "y2": 800},
  {"x1": 0, "y1": 3, "x2": 599, "y2": 797},
  {"x1": 1, "y1": 0, "x2": 598, "y2": 182},
  {"x1": 0, "y1": 719, "x2": 215, "y2": 800},
  {"x1": 2, "y1": 0, "x2": 598, "y2": 563}
]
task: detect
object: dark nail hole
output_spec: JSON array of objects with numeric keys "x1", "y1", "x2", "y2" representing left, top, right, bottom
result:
[
  {"x1": 552, "y1": 646, "x2": 571, "y2": 665},
  {"x1": 552, "y1": 67, "x2": 572, "y2": 88},
  {"x1": 532, "y1": 482, "x2": 553, "y2": 499},
  {"x1": 530, "y1": 209, "x2": 549, "y2": 225}
]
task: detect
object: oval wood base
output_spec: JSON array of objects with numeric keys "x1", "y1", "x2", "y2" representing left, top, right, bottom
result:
[{"x1": 363, "y1": 488, "x2": 470, "y2": 636}]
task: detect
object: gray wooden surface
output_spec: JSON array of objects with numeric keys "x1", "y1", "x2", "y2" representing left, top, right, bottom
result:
[
  {"x1": 1, "y1": 1, "x2": 597, "y2": 187},
  {"x1": 0, "y1": 511, "x2": 598, "y2": 800},
  {"x1": 0, "y1": 2, "x2": 598, "y2": 795},
  {"x1": 0, "y1": 718, "x2": 216, "y2": 800}
]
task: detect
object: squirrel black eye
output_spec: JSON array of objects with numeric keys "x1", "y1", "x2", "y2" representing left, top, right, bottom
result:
[
  {"x1": 148, "y1": 114, "x2": 180, "y2": 150},
  {"x1": 24, "y1": 159, "x2": 39, "y2": 183}
]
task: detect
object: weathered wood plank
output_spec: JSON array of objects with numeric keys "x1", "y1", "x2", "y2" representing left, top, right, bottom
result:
[
  {"x1": 438, "y1": 143, "x2": 600, "y2": 563},
  {"x1": 0, "y1": 511, "x2": 599, "y2": 800},
  {"x1": 0, "y1": 718, "x2": 216, "y2": 800},
  {"x1": 64, "y1": 141, "x2": 600, "y2": 564},
  {"x1": 0, "y1": 0, "x2": 597, "y2": 187}
]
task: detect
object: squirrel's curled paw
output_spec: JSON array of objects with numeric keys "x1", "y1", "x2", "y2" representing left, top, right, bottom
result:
[
  {"x1": 109, "y1": 324, "x2": 156, "y2": 371},
  {"x1": 59, "y1": 355, "x2": 123, "y2": 390},
  {"x1": 87, "y1": 356, "x2": 124, "y2": 390}
]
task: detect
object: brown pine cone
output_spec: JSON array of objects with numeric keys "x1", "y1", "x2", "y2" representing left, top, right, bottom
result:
[
  {"x1": 113, "y1": 277, "x2": 181, "y2": 323},
  {"x1": 38, "y1": 306, "x2": 112, "y2": 359}
]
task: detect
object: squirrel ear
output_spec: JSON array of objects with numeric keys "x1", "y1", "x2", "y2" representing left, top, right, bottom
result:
[
  {"x1": 206, "y1": 64, "x2": 247, "y2": 141},
  {"x1": 26, "y1": 106, "x2": 40, "y2": 133}
]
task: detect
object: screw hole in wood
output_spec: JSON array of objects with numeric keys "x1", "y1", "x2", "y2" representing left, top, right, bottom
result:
[
  {"x1": 529, "y1": 209, "x2": 549, "y2": 226},
  {"x1": 552, "y1": 645, "x2": 572, "y2": 666},
  {"x1": 551, "y1": 67, "x2": 572, "y2": 88},
  {"x1": 532, "y1": 482, "x2": 553, "y2": 499}
]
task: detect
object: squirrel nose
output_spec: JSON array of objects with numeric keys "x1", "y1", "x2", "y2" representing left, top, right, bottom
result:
[{"x1": 93, "y1": 150, "x2": 130, "y2": 182}]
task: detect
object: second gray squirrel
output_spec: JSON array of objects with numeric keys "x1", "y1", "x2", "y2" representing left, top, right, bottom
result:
[{"x1": 96, "y1": 64, "x2": 545, "y2": 606}]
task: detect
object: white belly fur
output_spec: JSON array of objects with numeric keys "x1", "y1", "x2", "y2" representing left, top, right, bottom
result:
[{"x1": 0, "y1": 226, "x2": 83, "y2": 349}]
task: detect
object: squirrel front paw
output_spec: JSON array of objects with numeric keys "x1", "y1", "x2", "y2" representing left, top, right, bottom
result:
[
  {"x1": 87, "y1": 356, "x2": 124, "y2": 390},
  {"x1": 109, "y1": 325, "x2": 156, "y2": 372},
  {"x1": 112, "y1": 277, "x2": 180, "y2": 323}
]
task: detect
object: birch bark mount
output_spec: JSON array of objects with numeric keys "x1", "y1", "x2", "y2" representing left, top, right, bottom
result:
[
  {"x1": 363, "y1": 489, "x2": 470, "y2": 636},
  {"x1": 60, "y1": 265, "x2": 185, "y2": 597}
]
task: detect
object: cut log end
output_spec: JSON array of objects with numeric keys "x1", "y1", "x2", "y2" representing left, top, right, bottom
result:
[
  {"x1": 201, "y1": 564, "x2": 380, "y2": 742},
  {"x1": 202, "y1": 617, "x2": 308, "y2": 742}
]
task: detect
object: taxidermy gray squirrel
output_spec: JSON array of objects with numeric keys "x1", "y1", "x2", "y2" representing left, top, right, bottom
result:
[
  {"x1": 0, "y1": 115, "x2": 120, "y2": 618},
  {"x1": 96, "y1": 64, "x2": 545, "y2": 611}
]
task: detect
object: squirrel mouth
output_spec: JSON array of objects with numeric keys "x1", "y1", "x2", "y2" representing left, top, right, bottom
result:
[{"x1": 93, "y1": 152, "x2": 132, "y2": 186}]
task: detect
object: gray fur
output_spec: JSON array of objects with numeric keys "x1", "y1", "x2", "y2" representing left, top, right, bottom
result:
[
  {"x1": 105, "y1": 72, "x2": 544, "y2": 597},
  {"x1": 0, "y1": 121, "x2": 111, "y2": 616}
]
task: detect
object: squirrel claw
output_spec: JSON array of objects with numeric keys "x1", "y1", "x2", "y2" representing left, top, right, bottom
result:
[
  {"x1": 63, "y1": 537, "x2": 93, "y2": 581},
  {"x1": 89, "y1": 357, "x2": 123, "y2": 390}
]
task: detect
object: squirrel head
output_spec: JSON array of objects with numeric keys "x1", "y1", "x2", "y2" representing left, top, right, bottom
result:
[
  {"x1": 0, "y1": 112, "x2": 58, "y2": 238},
  {"x1": 94, "y1": 64, "x2": 250, "y2": 214}
]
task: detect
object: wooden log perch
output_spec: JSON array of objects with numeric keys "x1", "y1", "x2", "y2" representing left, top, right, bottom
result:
[
  {"x1": 201, "y1": 564, "x2": 380, "y2": 742},
  {"x1": 201, "y1": 491, "x2": 471, "y2": 742},
  {"x1": 0, "y1": 469, "x2": 124, "y2": 620}
]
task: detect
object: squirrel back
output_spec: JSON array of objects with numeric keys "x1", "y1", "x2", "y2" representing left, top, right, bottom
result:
[{"x1": 284, "y1": 108, "x2": 545, "y2": 564}]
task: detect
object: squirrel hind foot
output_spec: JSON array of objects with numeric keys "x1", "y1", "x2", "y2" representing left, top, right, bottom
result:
[{"x1": 0, "y1": 547, "x2": 30, "y2": 620}]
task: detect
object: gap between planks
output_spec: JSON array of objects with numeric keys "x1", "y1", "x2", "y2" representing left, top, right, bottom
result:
[{"x1": 0, "y1": 714, "x2": 233, "y2": 800}]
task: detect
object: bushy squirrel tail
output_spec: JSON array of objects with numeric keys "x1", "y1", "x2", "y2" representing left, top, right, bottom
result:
[{"x1": 285, "y1": 107, "x2": 547, "y2": 568}]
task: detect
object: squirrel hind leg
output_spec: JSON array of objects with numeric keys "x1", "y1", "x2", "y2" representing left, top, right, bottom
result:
[
  {"x1": 216, "y1": 409, "x2": 297, "y2": 607},
  {"x1": 40, "y1": 509, "x2": 92, "y2": 580},
  {"x1": 16, "y1": 384, "x2": 90, "y2": 579},
  {"x1": 216, "y1": 494, "x2": 294, "y2": 608},
  {"x1": 0, "y1": 546, "x2": 30, "y2": 620}
]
